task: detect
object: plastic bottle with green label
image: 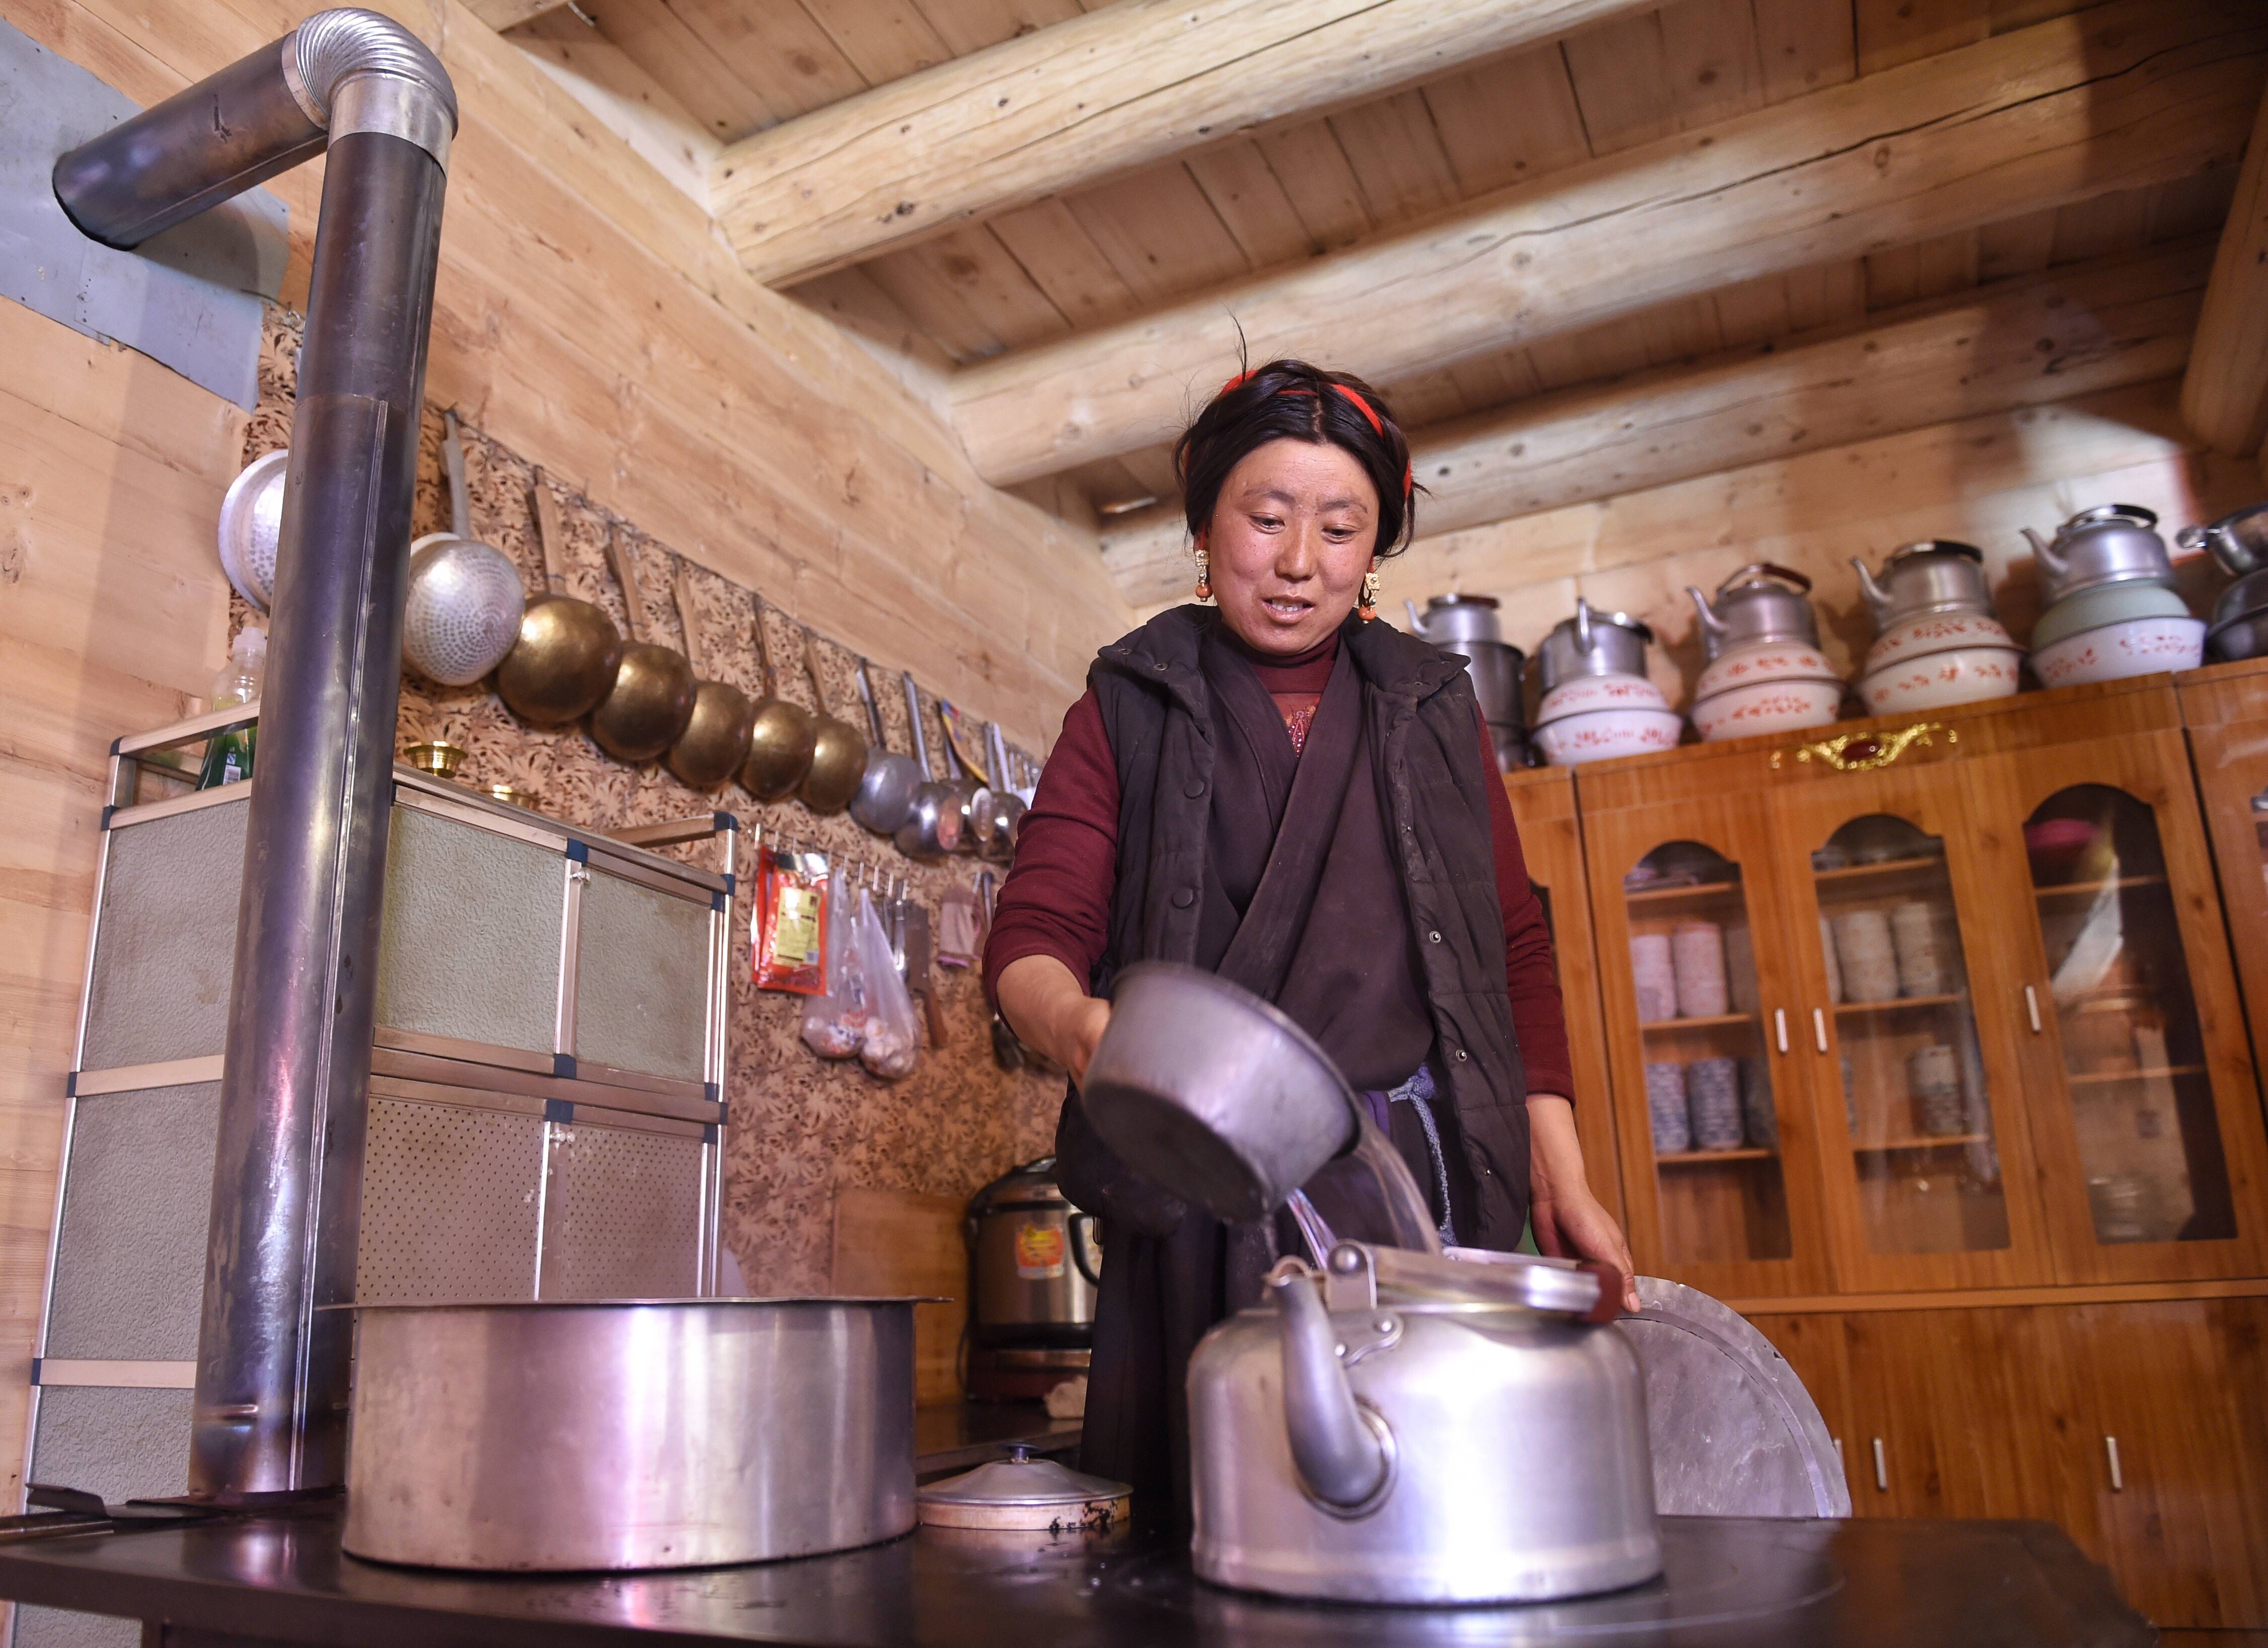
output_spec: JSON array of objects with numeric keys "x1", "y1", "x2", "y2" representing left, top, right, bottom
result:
[{"x1": 197, "y1": 626, "x2": 266, "y2": 789}]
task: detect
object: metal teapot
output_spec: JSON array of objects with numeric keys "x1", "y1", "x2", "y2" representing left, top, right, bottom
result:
[
  {"x1": 2178, "y1": 501, "x2": 2268, "y2": 579},
  {"x1": 1404, "y1": 593, "x2": 1525, "y2": 729},
  {"x1": 1539, "y1": 598, "x2": 1654, "y2": 690},
  {"x1": 1851, "y1": 540, "x2": 1992, "y2": 629},
  {"x1": 1188, "y1": 1240, "x2": 1660, "y2": 1605},
  {"x1": 2022, "y1": 504, "x2": 2171, "y2": 603},
  {"x1": 1686, "y1": 563, "x2": 1820, "y2": 659}
]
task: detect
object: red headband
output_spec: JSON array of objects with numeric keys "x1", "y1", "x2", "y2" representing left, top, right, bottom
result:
[{"x1": 1220, "y1": 371, "x2": 1412, "y2": 498}]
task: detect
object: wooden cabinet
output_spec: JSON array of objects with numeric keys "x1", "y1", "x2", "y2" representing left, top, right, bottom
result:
[
  {"x1": 1502, "y1": 769, "x2": 1623, "y2": 1226},
  {"x1": 1753, "y1": 1299, "x2": 2268, "y2": 1629},
  {"x1": 1533, "y1": 671, "x2": 2268, "y2": 1630},
  {"x1": 1968, "y1": 730, "x2": 2268, "y2": 1283},
  {"x1": 1583, "y1": 789, "x2": 1834, "y2": 1299},
  {"x1": 1572, "y1": 677, "x2": 2267, "y2": 1295}
]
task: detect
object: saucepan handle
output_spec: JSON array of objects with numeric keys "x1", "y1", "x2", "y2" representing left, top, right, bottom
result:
[{"x1": 1068, "y1": 1212, "x2": 1104, "y2": 1288}]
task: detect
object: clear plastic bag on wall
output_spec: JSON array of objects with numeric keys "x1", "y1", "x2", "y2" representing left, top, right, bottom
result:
[
  {"x1": 856, "y1": 889, "x2": 921, "y2": 1081},
  {"x1": 801, "y1": 868, "x2": 867, "y2": 1060}
]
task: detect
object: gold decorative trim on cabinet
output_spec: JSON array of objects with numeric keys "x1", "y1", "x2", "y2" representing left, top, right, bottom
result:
[{"x1": 1771, "y1": 723, "x2": 1958, "y2": 772}]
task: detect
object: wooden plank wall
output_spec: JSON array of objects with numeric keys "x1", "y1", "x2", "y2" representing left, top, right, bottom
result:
[
  {"x1": 1366, "y1": 378, "x2": 2268, "y2": 717},
  {"x1": 0, "y1": 0, "x2": 1131, "y2": 1516}
]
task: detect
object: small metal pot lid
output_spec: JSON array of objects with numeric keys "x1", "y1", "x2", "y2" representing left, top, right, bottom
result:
[{"x1": 917, "y1": 1446, "x2": 1131, "y2": 1531}]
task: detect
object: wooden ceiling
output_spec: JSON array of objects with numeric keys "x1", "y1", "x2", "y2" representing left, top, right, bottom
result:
[{"x1": 494, "y1": 0, "x2": 2266, "y2": 596}]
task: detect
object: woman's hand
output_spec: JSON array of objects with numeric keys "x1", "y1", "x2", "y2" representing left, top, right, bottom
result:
[
  {"x1": 995, "y1": 955, "x2": 1112, "y2": 1083},
  {"x1": 1527, "y1": 1095, "x2": 1641, "y2": 1314}
]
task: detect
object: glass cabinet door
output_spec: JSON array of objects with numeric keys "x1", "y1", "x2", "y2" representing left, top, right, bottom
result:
[
  {"x1": 1776, "y1": 775, "x2": 2049, "y2": 1292},
  {"x1": 1586, "y1": 794, "x2": 1830, "y2": 1298},
  {"x1": 1972, "y1": 732, "x2": 2268, "y2": 1283}
]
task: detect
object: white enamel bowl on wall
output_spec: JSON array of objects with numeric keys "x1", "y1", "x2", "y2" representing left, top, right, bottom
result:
[
  {"x1": 1691, "y1": 677, "x2": 1845, "y2": 742},
  {"x1": 1534, "y1": 706, "x2": 1684, "y2": 765},
  {"x1": 1856, "y1": 646, "x2": 2023, "y2": 714},
  {"x1": 2030, "y1": 615, "x2": 2206, "y2": 688}
]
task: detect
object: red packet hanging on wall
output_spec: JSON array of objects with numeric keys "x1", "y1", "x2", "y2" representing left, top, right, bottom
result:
[{"x1": 752, "y1": 844, "x2": 830, "y2": 994}]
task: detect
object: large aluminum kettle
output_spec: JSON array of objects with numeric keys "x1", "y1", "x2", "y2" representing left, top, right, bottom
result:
[
  {"x1": 1851, "y1": 540, "x2": 1992, "y2": 629},
  {"x1": 1686, "y1": 563, "x2": 1819, "y2": 659},
  {"x1": 1403, "y1": 593, "x2": 1526, "y2": 731},
  {"x1": 1189, "y1": 1240, "x2": 1660, "y2": 1605},
  {"x1": 2021, "y1": 504, "x2": 2172, "y2": 602},
  {"x1": 1538, "y1": 598, "x2": 1654, "y2": 690}
]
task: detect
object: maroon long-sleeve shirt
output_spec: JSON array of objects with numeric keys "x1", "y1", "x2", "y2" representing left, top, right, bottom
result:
[{"x1": 983, "y1": 638, "x2": 1574, "y2": 1099}]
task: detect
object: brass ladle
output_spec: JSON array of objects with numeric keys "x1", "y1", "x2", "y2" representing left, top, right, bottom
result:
[
  {"x1": 796, "y1": 629, "x2": 866, "y2": 815},
  {"x1": 590, "y1": 525, "x2": 695, "y2": 762},
  {"x1": 496, "y1": 470, "x2": 622, "y2": 725},
  {"x1": 741, "y1": 593, "x2": 816, "y2": 801},
  {"x1": 665, "y1": 567, "x2": 754, "y2": 791}
]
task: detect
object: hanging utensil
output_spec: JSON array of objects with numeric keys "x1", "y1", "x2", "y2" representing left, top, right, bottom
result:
[
  {"x1": 741, "y1": 594, "x2": 817, "y2": 801},
  {"x1": 403, "y1": 410, "x2": 525, "y2": 687},
  {"x1": 796, "y1": 629, "x2": 866, "y2": 815},
  {"x1": 665, "y1": 567, "x2": 755, "y2": 791},
  {"x1": 902, "y1": 887, "x2": 946, "y2": 1048},
  {"x1": 498, "y1": 470, "x2": 623, "y2": 724},
  {"x1": 590, "y1": 525, "x2": 697, "y2": 762},
  {"x1": 895, "y1": 674, "x2": 963, "y2": 860},
  {"x1": 934, "y1": 698, "x2": 983, "y2": 857},
  {"x1": 981, "y1": 722, "x2": 1026, "y2": 864},
  {"x1": 979, "y1": 870, "x2": 1024, "y2": 1072},
  {"x1": 850, "y1": 658, "x2": 921, "y2": 836}
]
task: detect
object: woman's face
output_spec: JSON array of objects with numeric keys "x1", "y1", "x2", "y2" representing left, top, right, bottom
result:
[{"x1": 1205, "y1": 438, "x2": 1379, "y2": 656}]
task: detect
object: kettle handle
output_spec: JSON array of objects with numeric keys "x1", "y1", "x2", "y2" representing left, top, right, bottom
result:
[
  {"x1": 1740, "y1": 561, "x2": 1813, "y2": 594},
  {"x1": 1268, "y1": 1262, "x2": 1390, "y2": 1512},
  {"x1": 1068, "y1": 1212, "x2": 1103, "y2": 1288}
]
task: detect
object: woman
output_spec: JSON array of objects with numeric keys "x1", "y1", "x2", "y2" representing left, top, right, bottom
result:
[{"x1": 983, "y1": 359, "x2": 1633, "y2": 1521}]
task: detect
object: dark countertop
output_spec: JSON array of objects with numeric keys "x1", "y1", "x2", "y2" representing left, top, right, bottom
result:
[{"x1": 0, "y1": 1503, "x2": 2146, "y2": 1647}]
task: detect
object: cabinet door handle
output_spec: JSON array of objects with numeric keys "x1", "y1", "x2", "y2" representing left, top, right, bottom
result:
[
  {"x1": 1872, "y1": 1437, "x2": 1889, "y2": 1493},
  {"x1": 1774, "y1": 1008, "x2": 1789, "y2": 1055},
  {"x1": 2105, "y1": 1435, "x2": 2123, "y2": 1492},
  {"x1": 2024, "y1": 984, "x2": 2042, "y2": 1035},
  {"x1": 1813, "y1": 1007, "x2": 1829, "y2": 1054}
]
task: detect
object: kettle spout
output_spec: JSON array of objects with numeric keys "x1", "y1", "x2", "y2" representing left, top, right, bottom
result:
[
  {"x1": 1403, "y1": 598, "x2": 1426, "y2": 636},
  {"x1": 1850, "y1": 557, "x2": 1891, "y2": 619},
  {"x1": 1269, "y1": 1262, "x2": 1389, "y2": 1512},
  {"x1": 1686, "y1": 585, "x2": 1723, "y2": 633},
  {"x1": 2022, "y1": 526, "x2": 2067, "y2": 577}
]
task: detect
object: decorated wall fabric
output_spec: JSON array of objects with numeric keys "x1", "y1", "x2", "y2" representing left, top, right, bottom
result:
[{"x1": 241, "y1": 307, "x2": 1062, "y2": 1295}]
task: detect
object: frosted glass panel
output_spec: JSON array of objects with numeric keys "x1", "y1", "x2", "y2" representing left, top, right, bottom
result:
[
  {"x1": 375, "y1": 806, "x2": 564, "y2": 1055},
  {"x1": 574, "y1": 871, "x2": 710, "y2": 1082},
  {"x1": 81, "y1": 800, "x2": 249, "y2": 1069}
]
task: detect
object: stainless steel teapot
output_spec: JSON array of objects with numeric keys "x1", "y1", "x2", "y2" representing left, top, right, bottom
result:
[
  {"x1": 1686, "y1": 563, "x2": 1820, "y2": 659},
  {"x1": 1405, "y1": 593, "x2": 1527, "y2": 729},
  {"x1": 1188, "y1": 1241, "x2": 1661, "y2": 1605},
  {"x1": 1851, "y1": 540, "x2": 1992, "y2": 629},
  {"x1": 2021, "y1": 504, "x2": 2171, "y2": 602},
  {"x1": 1538, "y1": 598, "x2": 1655, "y2": 690},
  {"x1": 1403, "y1": 591, "x2": 1503, "y2": 651},
  {"x1": 2178, "y1": 501, "x2": 2268, "y2": 579}
]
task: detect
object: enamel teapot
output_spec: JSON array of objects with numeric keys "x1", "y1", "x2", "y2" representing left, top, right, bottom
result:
[
  {"x1": 1188, "y1": 1240, "x2": 1661, "y2": 1605},
  {"x1": 1851, "y1": 540, "x2": 1994, "y2": 627}
]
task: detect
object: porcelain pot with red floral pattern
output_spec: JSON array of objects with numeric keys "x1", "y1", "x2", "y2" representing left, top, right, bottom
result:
[
  {"x1": 1533, "y1": 706, "x2": 1684, "y2": 765},
  {"x1": 1857, "y1": 646, "x2": 2022, "y2": 714},
  {"x1": 1861, "y1": 608, "x2": 2019, "y2": 672},
  {"x1": 1537, "y1": 671, "x2": 1670, "y2": 725}
]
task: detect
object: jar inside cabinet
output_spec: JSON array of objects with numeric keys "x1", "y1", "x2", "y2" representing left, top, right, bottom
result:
[
  {"x1": 1809, "y1": 815, "x2": 2010, "y2": 1259},
  {"x1": 2022, "y1": 786, "x2": 2235, "y2": 1248},
  {"x1": 1623, "y1": 841, "x2": 1792, "y2": 1267}
]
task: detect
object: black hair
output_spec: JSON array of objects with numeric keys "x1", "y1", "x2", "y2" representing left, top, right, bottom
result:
[{"x1": 1173, "y1": 358, "x2": 1419, "y2": 556}]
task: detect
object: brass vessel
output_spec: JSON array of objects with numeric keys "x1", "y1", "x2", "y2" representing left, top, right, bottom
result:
[
  {"x1": 665, "y1": 568, "x2": 754, "y2": 791},
  {"x1": 741, "y1": 594, "x2": 816, "y2": 801},
  {"x1": 797, "y1": 629, "x2": 865, "y2": 815},
  {"x1": 496, "y1": 471, "x2": 622, "y2": 725},
  {"x1": 590, "y1": 525, "x2": 695, "y2": 762}
]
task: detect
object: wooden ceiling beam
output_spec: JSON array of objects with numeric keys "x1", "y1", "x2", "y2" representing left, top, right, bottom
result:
[
  {"x1": 2181, "y1": 81, "x2": 2268, "y2": 455},
  {"x1": 958, "y1": 0, "x2": 2266, "y2": 487},
  {"x1": 465, "y1": 0, "x2": 571, "y2": 31},
  {"x1": 709, "y1": 0, "x2": 1660, "y2": 287},
  {"x1": 1096, "y1": 239, "x2": 2213, "y2": 609}
]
